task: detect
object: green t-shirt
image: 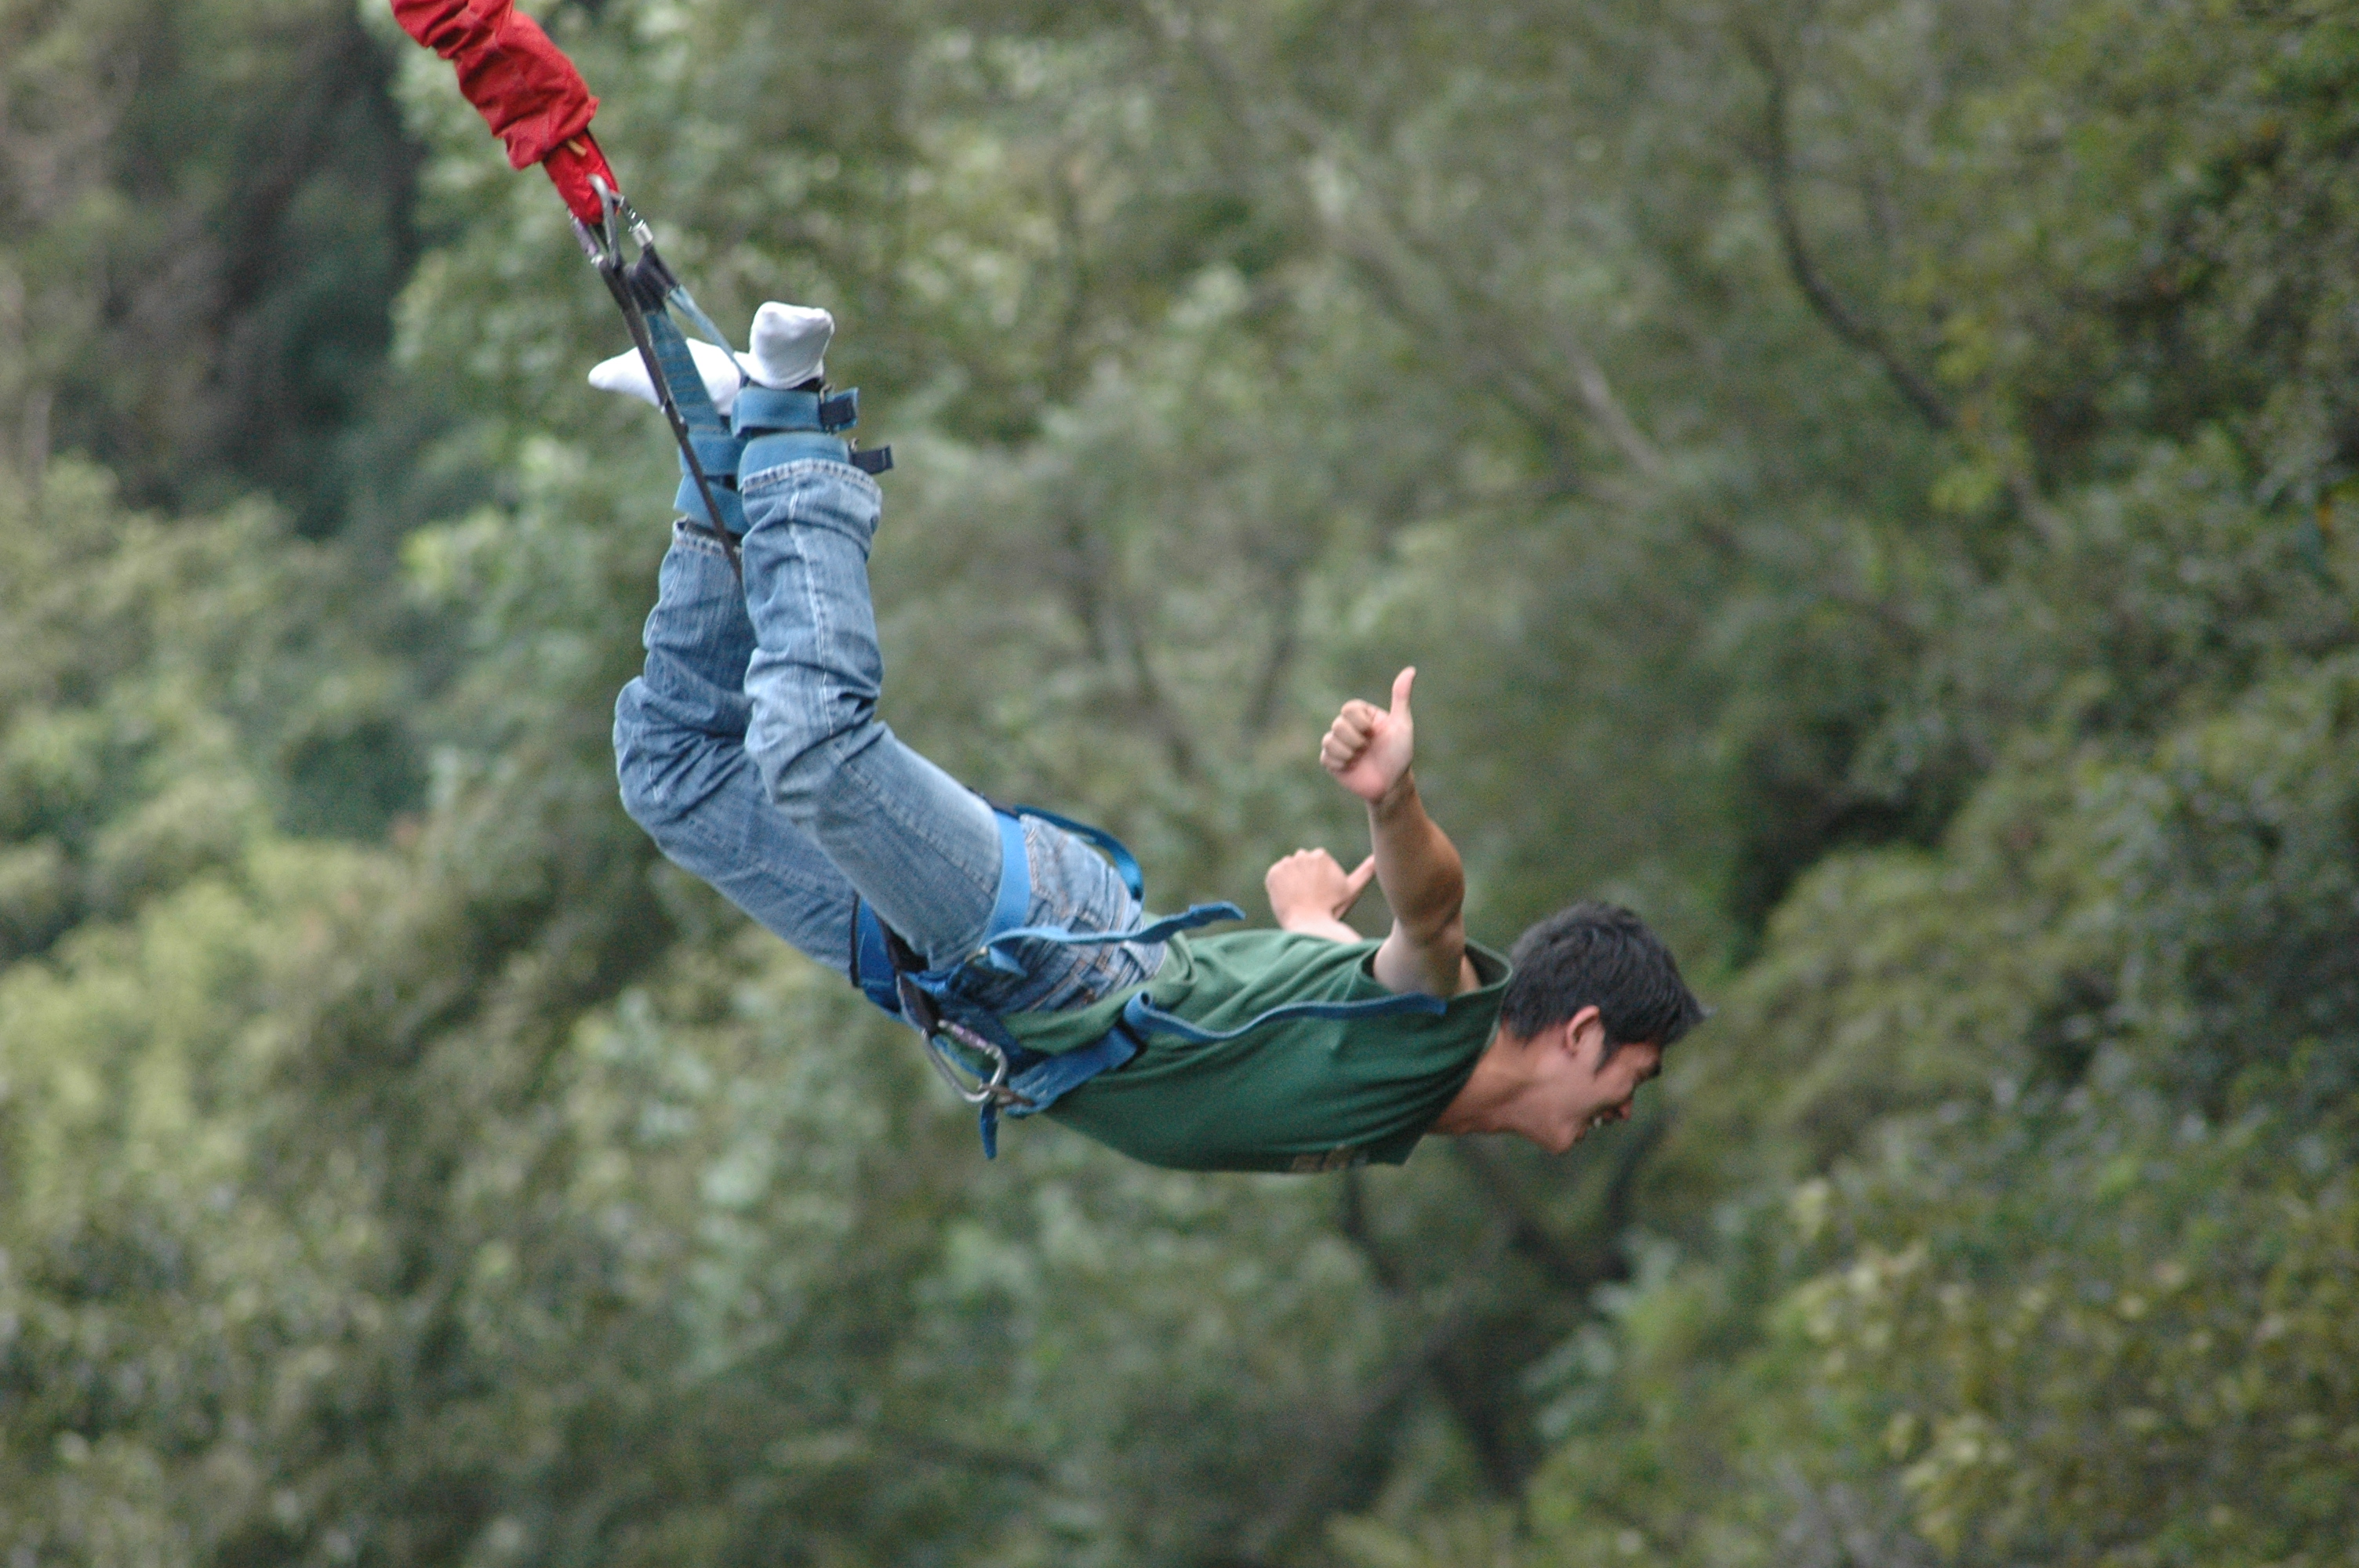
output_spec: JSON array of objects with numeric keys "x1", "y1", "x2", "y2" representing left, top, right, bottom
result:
[{"x1": 1005, "y1": 930, "x2": 1511, "y2": 1174}]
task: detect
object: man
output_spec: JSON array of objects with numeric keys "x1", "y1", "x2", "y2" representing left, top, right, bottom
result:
[{"x1": 606, "y1": 303, "x2": 1704, "y2": 1173}]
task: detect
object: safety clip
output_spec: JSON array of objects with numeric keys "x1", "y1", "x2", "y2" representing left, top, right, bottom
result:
[{"x1": 896, "y1": 975, "x2": 1034, "y2": 1109}]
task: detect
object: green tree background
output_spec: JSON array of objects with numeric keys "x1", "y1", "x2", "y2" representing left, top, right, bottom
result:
[{"x1": 1, "y1": 0, "x2": 2354, "y2": 1563}]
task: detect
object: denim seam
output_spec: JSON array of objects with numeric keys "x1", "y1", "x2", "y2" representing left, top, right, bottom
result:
[
  {"x1": 669, "y1": 519, "x2": 736, "y2": 560},
  {"x1": 740, "y1": 456, "x2": 881, "y2": 501}
]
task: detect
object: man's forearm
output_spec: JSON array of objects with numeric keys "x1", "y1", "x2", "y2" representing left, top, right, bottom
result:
[
  {"x1": 1316, "y1": 666, "x2": 1470, "y2": 993},
  {"x1": 1367, "y1": 771, "x2": 1465, "y2": 946}
]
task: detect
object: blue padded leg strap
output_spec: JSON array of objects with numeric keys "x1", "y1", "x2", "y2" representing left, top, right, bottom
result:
[
  {"x1": 735, "y1": 385, "x2": 891, "y2": 477},
  {"x1": 849, "y1": 811, "x2": 1028, "y2": 989},
  {"x1": 1120, "y1": 986, "x2": 1447, "y2": 1046},
  {"x1": 740, "y1": 430, "x2": 852, "y2": 474},
  {"x1": 973, "y1": 805, "x2": 1227, "y2": 971},
  {"x1": 981, "y1": 810, "x2": 1033, "y2": 963},
  {"x1": 732, "y1": 386, "x2": 861, "y2": 436},
  {"x1": 849, "y1": 899, "x2": 903, "y2": 1016}
]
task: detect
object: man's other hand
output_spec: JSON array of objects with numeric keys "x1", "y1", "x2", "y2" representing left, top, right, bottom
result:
[
  {"x1": 1320, "y1": 667, "x2": 1417, "y2": 804},
  {"x1": 1265, "y1": 848, "x2": 1379, "y2": 940}
]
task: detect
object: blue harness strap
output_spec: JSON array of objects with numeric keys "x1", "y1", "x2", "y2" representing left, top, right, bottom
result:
[
  {"x1": 984, "y1": 809, "x2": 1034, "y2": 953},
  {"x1": 979, "y1": 1024, "x2": 1140, "y2": 1158},
  {"x1": 976, "y1": 902, "x2": 1241, "y2": 974},
  {"x1": 638, "y1": 303, "x2": 746, "y2": 534},
  {"x1": 851, "y1": 805, "x2": 1216, "y2": 1156},
  {"x1": 733, "y1": 386, "x2": 862, "y2": 433},
  {"x1": 660, "y1": 286, "x2": 736, "y2": 367},
  {"x1": 850, "y1": 804, "x2": 1444, "y2": 1159},
  {"x1": 846, "y1": 811, "x2": 1034, "y2": 1019},
  {"x1": 733, "y1": 383, "x2": 893, "y2": 477},
  {"x1": 849, "y1": 899, "x2": 903, "y2": 1016}
]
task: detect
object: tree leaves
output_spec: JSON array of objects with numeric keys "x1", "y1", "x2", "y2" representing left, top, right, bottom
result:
[{"x1": 4, "y1": 0, "x2": 2357, "y2": 1561}]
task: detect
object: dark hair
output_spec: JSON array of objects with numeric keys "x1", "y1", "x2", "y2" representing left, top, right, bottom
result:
[{"x1": 1500, "y1": 901, "x2": 1707, "y2": 1054}]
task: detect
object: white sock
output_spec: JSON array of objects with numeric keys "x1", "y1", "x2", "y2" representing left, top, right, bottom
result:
[
  {"x1": 587, "y1": 337, "x2": 750, "y2": 416},
  {"x1": 746, "y1": 302, "x2": 832, "y2": 388},
  {"x1": 584, "y1": 302, "x2": 835, "y2": 412}
]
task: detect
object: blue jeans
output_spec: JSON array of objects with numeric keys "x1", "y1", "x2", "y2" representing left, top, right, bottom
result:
[{"x1": 613, "y1": 458, "x2": 1163, "y2": 1015}]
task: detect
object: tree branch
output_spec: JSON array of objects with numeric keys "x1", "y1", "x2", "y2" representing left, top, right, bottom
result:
[
  {"x1": 1739, "y1": 30, "x2": 1954, "y2": 434},
  {"x1": 1303, "y1": 1171, "x2": 1541, "y2": 1515},
  {"x1": 1238, "y1": 610, "x2": 1299, "y2": 742},
  {"x1": 1046, "y1": 506, "x2": 1201, "y2": 782},
  {"x1": 1125, "y1": 0, "x2": 1664, "y2": 491},
  {"x1": 1110, "y1": 580, "x2": 1200, "y2": 782},
  {"x1": 1243, "y1": 1298, "x2": 1477, "y2": 1559}
]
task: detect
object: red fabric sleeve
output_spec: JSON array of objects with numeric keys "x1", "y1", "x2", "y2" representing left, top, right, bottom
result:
[{"x1": 391, "y1": 0, "x2": 616, "y2": 220}]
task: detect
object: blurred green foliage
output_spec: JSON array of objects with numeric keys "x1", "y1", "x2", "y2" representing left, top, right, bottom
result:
[{"x1": 1, "y1": 0, "x2": 2354, "y2": 1563}]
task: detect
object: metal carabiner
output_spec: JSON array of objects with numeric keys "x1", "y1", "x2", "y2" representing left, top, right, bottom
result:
[
  {"x1": 572, "y1": 174, "x2": 654, "y2": 267},
  {"x1": 903, "y1": 982, "x2": 1034, "y2": 1109},
  {"x1": 919, "y1": 1025, "x2": 1009, "y2": 1106}
]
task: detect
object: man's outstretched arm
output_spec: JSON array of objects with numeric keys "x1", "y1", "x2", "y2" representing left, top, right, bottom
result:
[{"x1": 1318, "y1": 668, "x2": 1478, "y2": 998}]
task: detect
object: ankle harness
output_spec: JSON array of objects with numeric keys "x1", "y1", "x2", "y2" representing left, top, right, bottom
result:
[
  {"x1": 732, "y1": 386, "x2": 892, "y2": 480},
  {"x1": 613, "y1": 241, "x2": 892, "y2": 553}
]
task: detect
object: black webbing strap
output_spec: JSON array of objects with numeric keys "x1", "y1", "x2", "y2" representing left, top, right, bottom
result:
[{"x1": 590, "y1": 229, "x2": 741, "y2": 575}]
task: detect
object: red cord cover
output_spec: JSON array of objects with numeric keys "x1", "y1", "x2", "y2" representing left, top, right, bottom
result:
[{"x1": 391, "y1": 0, "x2": 617, "y2": 220}]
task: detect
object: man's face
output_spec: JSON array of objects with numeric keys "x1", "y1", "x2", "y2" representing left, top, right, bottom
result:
[{"x1": 1535, "y1": 1009, "x2": 1661, "y2": 1152}]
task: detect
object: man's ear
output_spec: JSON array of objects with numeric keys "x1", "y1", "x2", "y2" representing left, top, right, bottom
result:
[{"x1": 1562, "y1": 1005, "x2": 1608, "y2": 1069}]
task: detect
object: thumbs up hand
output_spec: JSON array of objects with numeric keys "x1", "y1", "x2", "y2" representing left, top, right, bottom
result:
[{"x1": 1319, "y1": 667, "x2": 1419, "y2": 805}]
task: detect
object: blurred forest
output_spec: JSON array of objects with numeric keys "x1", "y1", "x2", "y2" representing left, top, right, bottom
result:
[{"x1": 2, "y1": 0, "x2": 2355, "y2": 1563}]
